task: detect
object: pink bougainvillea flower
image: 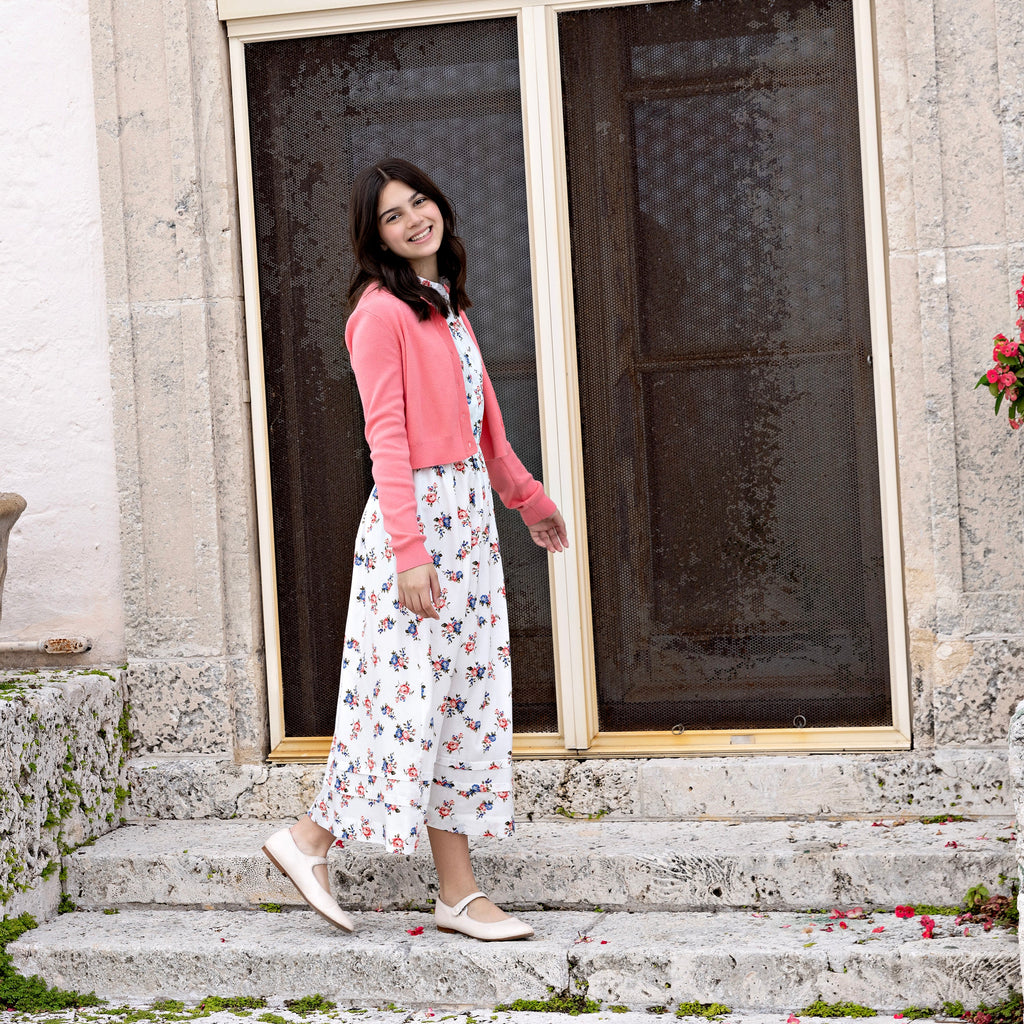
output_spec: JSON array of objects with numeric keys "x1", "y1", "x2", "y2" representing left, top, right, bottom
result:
[
  {"x1": 894, "y1": 905, "x2": 915, "y2": 918},
  {"x1": 829, "y1": 908, "x2": 844, "y2": 919},
  {"x1": 987, "y1": 366, "x2": 1002, "y2": 383},
  {"x1": 1016, "y1": 284, "x2": 1024, "y2": 308},
  {"x1": 839, "y1": 921, "x2": 848, "y2": 930},
  {"x1": 873, "y1": 926, "x2": 885, "y2": 933}
]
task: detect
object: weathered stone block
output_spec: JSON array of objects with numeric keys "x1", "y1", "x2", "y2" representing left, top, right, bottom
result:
[
  {"x1": 932, "y1": 639, "x2": 1024, "y2": 746},
  {"x1": 0, "y1": 668, "x2": 128, "y2": 918},
  {"x1": 934, "y1": 0, "x2": 1006, "y2": 248},
  {"x1": 127, "y1": 660, "x2": 233, "y2": 755}
]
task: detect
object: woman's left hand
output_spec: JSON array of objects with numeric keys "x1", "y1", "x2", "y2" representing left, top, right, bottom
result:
[{"x1": 528, "y1": 510, "x2": 570, "y2": 553}]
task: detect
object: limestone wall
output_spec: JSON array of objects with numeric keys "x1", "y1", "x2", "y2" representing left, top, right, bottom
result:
[
  {"x1": 0, "y1": 0, "x2": 124, "y2": 667},
  {"x1": 0, "y1": 668, "x2": 129, "y2": 919}
]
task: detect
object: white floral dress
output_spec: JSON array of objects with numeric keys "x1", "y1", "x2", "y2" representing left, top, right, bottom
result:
[{"x1": 308, "y1": 281, "x2": 514, "y2": 855}]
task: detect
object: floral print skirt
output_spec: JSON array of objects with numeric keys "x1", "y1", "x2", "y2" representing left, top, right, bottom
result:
[{"x1": 307, "y1": 453, "x2": 514, "y2": 855}]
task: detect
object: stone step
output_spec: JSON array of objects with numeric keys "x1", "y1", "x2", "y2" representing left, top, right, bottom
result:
[
  {"x1": 11, "y1": 907, "x2": 1018, "y2": 1012},
  {"x1": 125, "y1": 749, "x2": 1013, "y2": 822},
  {"x1": 65, "y1": 816, "x2": 1017, "y2": 912},
  {"x1": 0, "y1": 1012, "x2": 963, "y2": 1024}
]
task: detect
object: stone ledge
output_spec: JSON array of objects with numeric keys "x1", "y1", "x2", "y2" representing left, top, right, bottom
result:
[
  {"x1": 0, "y1": 668, "x2": 129, "y2": 919},
  {"x1": 65, "y1": 816, "x2": 1018, "y2": 912},
  {"x1": 126, "y1": 748, "x2": 1013, "y2": 822},
  {"x1": 10, "y1": 907, "x2": 1018, "y2": 1011}
]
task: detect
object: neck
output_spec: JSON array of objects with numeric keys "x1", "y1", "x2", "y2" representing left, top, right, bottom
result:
[{"x1": 409, "y1": 255, "x2": 439, "y2": 282}]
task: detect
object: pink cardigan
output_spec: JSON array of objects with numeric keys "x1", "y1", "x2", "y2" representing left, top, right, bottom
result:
[{"x1": 346, "y1": 284, "x2": 556, "y2": 573}]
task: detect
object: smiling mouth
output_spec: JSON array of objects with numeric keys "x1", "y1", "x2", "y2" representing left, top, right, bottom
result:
[{"x1": 409, "y1": 226, "x2": 433, "y2": 243}]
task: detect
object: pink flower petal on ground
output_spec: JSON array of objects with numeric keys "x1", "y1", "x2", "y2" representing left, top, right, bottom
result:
[
  {"x1": 787, "y1": 1015, "x2": 800, "y2": 1023},
  {"x1": 894, "y1": 905, "x2": 915, "y2": 919},
  {"x1": 848, "y1": 907, "x2": 865, "y2": 919},
  {"x1": 823, "y1": 926, "x2": 834, "y2": 933},
  {"x1": 894, "y1": 1014, "x2": 904, "y2": 1019},
  {"x1": 600, "y1": 940, "x2": 608, "y2": 944},
  {"x1": 873, "y1": 926, "x2": 885, "y2": 933},
  {"x1": 407, "y1": 925, "x2": 424, "y2": 935},
  {"x1": 839, "y1": 921, "x2": 848, "y2": 929},
  {"x1": 829, "y1": 908, "x2": 843, "y2": 919},
  {"x1": 945, "y1": 841, "x2": 958, "y2": 848}
]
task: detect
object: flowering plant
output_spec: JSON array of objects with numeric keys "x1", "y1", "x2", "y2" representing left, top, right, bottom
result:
[{"x1": 975, "y1": 271, "x2": 1024, "y2": 428}]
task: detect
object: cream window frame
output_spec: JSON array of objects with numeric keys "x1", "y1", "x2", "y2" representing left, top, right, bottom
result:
[{"x1": 224, "y1": 0, "x2": 911, "y2": 761}]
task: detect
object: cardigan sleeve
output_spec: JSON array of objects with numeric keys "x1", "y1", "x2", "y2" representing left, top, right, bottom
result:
[
  {"x1": 346, "y1": 306, "x2": 433, "y2": 574},
  {"x1": 485, "y1": 447, "x2": 558, "y2": 526}
]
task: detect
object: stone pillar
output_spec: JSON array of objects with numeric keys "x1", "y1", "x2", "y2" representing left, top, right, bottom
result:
[
  {"x1": 88, "y1": 0, "x2": 267, "y2": 761},
  {"x1": 878, "y1": 0, "x2": 1024, "y2": 748},
  {"x1": 0, "y1": 493, "x2": 27, "y2": 625}
]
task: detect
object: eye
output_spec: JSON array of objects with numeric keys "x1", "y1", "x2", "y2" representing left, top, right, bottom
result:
[{"x1": 413, "y1": 196, "x2": 426, "y2": 206}]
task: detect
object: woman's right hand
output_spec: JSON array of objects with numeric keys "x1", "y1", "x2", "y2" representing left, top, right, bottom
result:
[{"x1": 397, "y1": 563, "x2": 441, "y2": 620}]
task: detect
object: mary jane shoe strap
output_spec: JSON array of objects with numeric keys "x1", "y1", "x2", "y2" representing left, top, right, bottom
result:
[{"x1": 452, "y1": 891, "x2": 488, "y2": 917}]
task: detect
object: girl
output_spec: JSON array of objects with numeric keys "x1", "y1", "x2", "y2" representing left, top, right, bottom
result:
[{"x1": 262, "y1": 158, "x2": 569, "y2": 942}]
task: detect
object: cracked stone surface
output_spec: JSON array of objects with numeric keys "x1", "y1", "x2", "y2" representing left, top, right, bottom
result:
[
  {"x1": 0, "y1": 669, "x2": 128, "y2": 918},
  {"x1": 10, "y1": 908, "x2": 1017, "y2": 1011},
  {"x1": 125, "y1": 749, "x2": 1014, "y2": 822},
  {"x1": 64, "y1": 817, "x2": 1017, "y2": 912}
]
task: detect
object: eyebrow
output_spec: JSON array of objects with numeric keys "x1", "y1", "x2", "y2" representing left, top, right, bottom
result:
[{"x1": 378, "y1": 188, "x2": 421, "y2": 221}]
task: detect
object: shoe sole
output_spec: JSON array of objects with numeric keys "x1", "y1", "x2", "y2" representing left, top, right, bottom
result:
[
  {"x1": 261, "y1": 844, "x2": 355, "y2": 932},
  {"x1": 436, "y1": 925, "x2": 534, "y2": 941}
]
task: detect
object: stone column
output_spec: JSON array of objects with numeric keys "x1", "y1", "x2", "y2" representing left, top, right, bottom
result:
[
  {"x1": 88, "y1": 0, "x2": 267, "y2": 761},
  {"x1": 879, "y1": 0, "x2": 1024, "y2": 749}
]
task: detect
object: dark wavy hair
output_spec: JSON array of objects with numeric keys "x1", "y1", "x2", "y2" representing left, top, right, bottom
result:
[{"x1": 346, "y1": 158, "x2": 471, "y2": 321}]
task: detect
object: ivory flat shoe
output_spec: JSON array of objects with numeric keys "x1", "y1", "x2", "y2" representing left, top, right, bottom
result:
[
  {"x1": 435, "y1": 891, "x2": 534, "y2": 941},
  {"x1": 261, "y1": 827, "x2": 355, "y2": 932}
]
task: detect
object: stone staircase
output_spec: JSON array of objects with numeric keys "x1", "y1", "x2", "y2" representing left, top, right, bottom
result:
[{"x1": 8, "y1": 754, "x2": 1024, "y2": 1013}]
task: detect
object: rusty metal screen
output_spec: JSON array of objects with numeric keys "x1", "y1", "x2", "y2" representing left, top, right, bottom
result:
[
  {"x1": 559, "y1": 0, "x2": 892, "y2": 732},
  {"x1": 245, "y1": 20, "x2": 558, "y2": 738}
]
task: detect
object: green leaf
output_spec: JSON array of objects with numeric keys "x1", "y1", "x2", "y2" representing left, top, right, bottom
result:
[{"x1": 995, "y1": 391, "x2": 1005, "y2": 415}]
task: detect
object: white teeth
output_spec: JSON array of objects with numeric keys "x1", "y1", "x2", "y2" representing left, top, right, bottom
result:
[{"x1": 410, "y1": 226, "x2": 431, "y2": 242}]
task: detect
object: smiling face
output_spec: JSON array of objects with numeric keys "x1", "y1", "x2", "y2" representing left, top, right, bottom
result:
[{"x1": 377, "y1": 179, "x2": 444, "y2": 281}]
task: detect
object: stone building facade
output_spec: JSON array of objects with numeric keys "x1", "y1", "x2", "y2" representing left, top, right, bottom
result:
[{"x1": 6, "y1": 0, "x2": 1024, "y2": 797}]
